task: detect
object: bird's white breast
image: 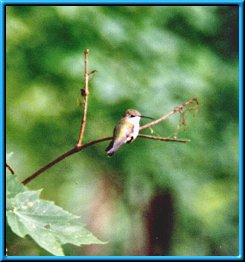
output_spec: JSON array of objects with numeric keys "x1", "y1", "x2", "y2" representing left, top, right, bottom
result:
[{"x1": 127, "y1": 116, "x2": 140, "y2": 141}]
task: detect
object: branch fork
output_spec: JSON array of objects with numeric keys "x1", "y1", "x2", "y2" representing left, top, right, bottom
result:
[{"x1": 20, "y1": 50, "x2": 199, "y2": 185}]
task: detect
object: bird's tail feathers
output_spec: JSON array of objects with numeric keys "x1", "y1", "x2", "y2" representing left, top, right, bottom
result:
[
  {"x1": 106, "y1": 138, "x2": 125, "y2": 157},
  {"x1": 105, "y1": 141, "x2": 114, "y2": 152}
]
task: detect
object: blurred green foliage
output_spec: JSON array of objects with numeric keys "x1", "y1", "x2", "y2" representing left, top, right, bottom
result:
[{"x1": 6, "y1": 6, "x2": 239, "y2": 256}]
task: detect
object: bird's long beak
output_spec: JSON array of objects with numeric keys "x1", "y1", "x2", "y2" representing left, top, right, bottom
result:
[{"x1": 140, "y1": 115, "x2": 154, "y2": 120}]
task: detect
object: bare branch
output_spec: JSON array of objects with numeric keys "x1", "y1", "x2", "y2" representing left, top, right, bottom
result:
[
  {"x1": 140, "y1": 98, "x2": 199, "y2": 131},
  {"x1": 22, "y1": 137, "x2": 112, "y2": 185},
  {"x1": 138, "y1": 134, "x2": 190, "y2": 143},
  {"x1": 6, "y1": 163, "x2": 15, "y2": 174},
  {"x1": 21, "y1": 98, "x2": 198, "y2": 185},
  {"x1": 77, "y1": 49, "x2": 90, "y2": 147}
]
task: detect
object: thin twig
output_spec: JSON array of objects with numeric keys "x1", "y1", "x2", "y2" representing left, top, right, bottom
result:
[
  {"x1": 6, "y1": 163, "x2": 15, "y2": 174},
  {"x1": 140, "y1": 98, "x2": 199, "y2": 131},
  {"x1": 138, "y1": 134, "x2": 190, "y2": 143},
  {"x1": 77, "y1": 49, "x2": 90, "y2": 147},
  {"x1": 22, "y1": 98, "x2": 198, "y2": 185}
]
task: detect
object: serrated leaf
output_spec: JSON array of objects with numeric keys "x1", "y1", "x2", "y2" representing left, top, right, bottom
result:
[
  {"x1": 6, "y1": 172, "x2": 105, "y2": 256},
  {"x1": 20, "y1": 219, "x2": 65, "y2": 256},
  {"x1": 6, "y1": 211, "x2": 29, "y2": 237},
  {"x1": 13, "y1": 190, "x2": 79, "y2": 225},
  {"x1": 52, "y1": 220, "x2": 106, "y2": 246}
]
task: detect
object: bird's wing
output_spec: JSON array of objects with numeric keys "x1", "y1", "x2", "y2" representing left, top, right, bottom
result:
[
  {"x1": 113, "y1": 119, "x2": 134, "y2": 138},
  {"x1": 110, "y1": 137, "x2": 127, "y2": 151},
  {"x1": 105, "y1": 123, "x2": 129, "y2": 152},
  {"x1": 106, "y1": 119, "x2": 134, "y2": 156},
  {"x1": 106, "y1": 136, "x2": 128, "y2": 156},
  {"x1": 125, "y1": 123, "x2": 135, "y2": 142},
  {"x1": 126, "y1": 124, "x2": 134, "y2": 137}
]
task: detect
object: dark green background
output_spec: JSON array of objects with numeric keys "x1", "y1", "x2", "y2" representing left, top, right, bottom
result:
[{"x1": 6, "y1": 6, "x2": 239, "y2": 256}]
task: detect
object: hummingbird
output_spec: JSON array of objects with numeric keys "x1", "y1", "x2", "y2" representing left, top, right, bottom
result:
[{"x1": 106, "y1": 109, "x2": 153, "y2": 157}]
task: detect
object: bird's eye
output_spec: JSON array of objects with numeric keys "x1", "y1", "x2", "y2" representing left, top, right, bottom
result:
[{"x1": 130, "y1": 115, "x2": 135, "y2": 118}]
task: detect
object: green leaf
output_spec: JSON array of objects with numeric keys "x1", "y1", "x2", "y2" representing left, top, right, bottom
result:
[
  {"x1": 52, "y1": 220, "x2": 105, "y2": 246},
  {"x1": 6, "y1": 211, "x2": 28, "y2": 238},
  {"x1": 6, "y1": 173, "x2": 106, "y2": 256}
]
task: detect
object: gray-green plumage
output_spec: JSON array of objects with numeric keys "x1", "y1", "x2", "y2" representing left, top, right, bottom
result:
[{"x1": 106, "y1": 109, "x2": 152, "y2": 156}]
